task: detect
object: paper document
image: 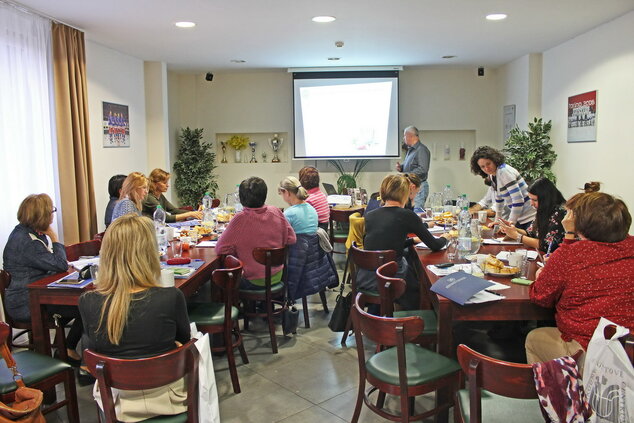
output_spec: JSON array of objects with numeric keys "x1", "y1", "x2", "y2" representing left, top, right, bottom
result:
[
  {"x1": 427, "y1": 263, "x2": 472, "y2": 276},
  {"x1": 430, "y1": 272, "x2": 495, "y2": 305},
  {"x1": 496, "y1": 250, "x2": 538, "y2": 261},
  {"x1": 483, "y1": 238, "x2": 522, "y2": 245},
  {"x1": 485, "y1": 280, "x2": 511, "y2": 290},
  {"x1": 416, "y1": 240, "x2": 448, "y2": 250},
  {"x1": 69, "y1": 257, "x2": 99, "y2": 270},
  {"x1": 465, "y1": 290, "x2": 505, "y2": 304},
  {"x1": 197, "y1": 240, "x2": 217, "y2": 247},
  {"x1": 427, "y1": 226, "x2": 446, "y2": 234}
]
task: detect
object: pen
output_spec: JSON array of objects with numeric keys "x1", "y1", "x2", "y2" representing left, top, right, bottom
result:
[
  {"x1": 546, "y1": 240, "x2": 553, "y2": 255},
  {"x1": 485, "y1": 290, "x2": 504, "y2": 297}
]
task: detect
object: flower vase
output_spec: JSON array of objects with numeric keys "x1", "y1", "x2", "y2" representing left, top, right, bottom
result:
[{"x1": 235, "y1": 150, "x2": 241, "y2": 163}]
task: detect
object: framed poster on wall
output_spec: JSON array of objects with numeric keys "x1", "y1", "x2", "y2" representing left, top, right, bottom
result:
[
  {"x1": 503, "y1": 104, "x2": 516, "y2": 141},
  {"x1": 567, "y1": 91, "x2": 597, "y2": 143},
  {"x1": 102, "y1": 101, "x2": 130, "y2": 147}
]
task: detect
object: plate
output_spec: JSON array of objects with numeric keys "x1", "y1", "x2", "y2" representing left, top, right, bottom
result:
[{"x1": 485, "y1": 268, "x2": 520, "y2": 278}]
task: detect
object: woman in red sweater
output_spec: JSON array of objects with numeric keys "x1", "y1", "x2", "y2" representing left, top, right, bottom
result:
[{"x1": 525, "y1": 191, "x2": 634, "y2": 364}]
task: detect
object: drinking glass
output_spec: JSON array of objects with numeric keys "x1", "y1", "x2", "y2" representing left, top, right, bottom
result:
[
  {"x1": 170, "y1": 239, "x2": 182, "y2": 258},
  {"x1": 446, "y1": 238, "x2": 458, "y2": 261},
  {"x1": 89, "y1": 264, "x2": 99, "y2": 282},
  {"x1": 425, "y1": 207, "x2": 433, "y2": 219}
]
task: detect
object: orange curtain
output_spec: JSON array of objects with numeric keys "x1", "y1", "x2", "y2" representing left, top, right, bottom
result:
[{"x1": 51, "y1": 23, "x2": 97, "y2": 243}]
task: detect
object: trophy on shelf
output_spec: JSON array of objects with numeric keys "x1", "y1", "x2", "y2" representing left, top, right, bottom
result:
[
  {"x1": 262, "y1": 152, "x2": 267, "y2": 162},
  {"x1": 220, "y1": 141, "x2": 228, "y2": 163},
  {"x1": 249, "y1": 141, "x2": 257, "y2": 163},
  {"x1": 269, "y1": 133, "x2": 283, "y2": 163}
]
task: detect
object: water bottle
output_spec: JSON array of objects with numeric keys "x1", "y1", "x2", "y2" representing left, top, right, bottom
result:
[
  {"x1": 234, "y1": 184, "x2": 243, "y2": 213},
  {"x1": 458, "y1": 206, "x2": 471, "y2": 231},
  {"x1": 442, "y1": 185, "x2": 455, "y2": 213},
  {"x1": 202, "y1": 192, "x2": 212, "y2": 210},
  {"x1": 201, "y1": 192, "x2": 214, "y2": 230},
  {"x1": 457, "y1": 210, "x2": 472, "y2": 260},
  {"x1": 153, "y1": 205, "x2": 168, "y2": 255}
]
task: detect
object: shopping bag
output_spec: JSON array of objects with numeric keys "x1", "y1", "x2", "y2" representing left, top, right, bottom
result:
[
  {"x1": 190, "y1": 324, "x2": 220, "y2": 423},
  {"x1": 584, "y1": 317, "x2": 634, "y2": 423}
]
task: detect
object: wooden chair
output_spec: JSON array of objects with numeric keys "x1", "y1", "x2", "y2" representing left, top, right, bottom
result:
[
  {"x1": 341, "y1": 243, "x2": 396, "y2": 346},
  {"x1": 0, "y1": 270, "x2": 67, "y2": 355},
  {"x1": 0, "y1": 322, "x2": 79, "y2": 423},
  {"x1": 329, "y1": 208, "x2": 362, "y2": 256},
  {"x1": 188, "y1": 255, "x2": 248, "y2": 393},
  {"x1": 350, "y1": 294, "x2": 460, "y2": 422},
  {"x1": 64, "y1": 239, "x2": 101, "y2": 262},
  {"x1": 239, "y1": 247, "x2": 287, "y2": 354},
  {"x1": 376, "y1": 261, "x2": 438, "y2": 348},
  {"x1": 299, "y1": 290, "x2": 329, "y2": 329},
  {"x1": 84, "y1": 339, "x2": 199, "y2": 423},
  {"x1": 93, "y1": 231, "x2": 105, "y2": 241},
  {"x1": 455, "y1": 344, "x2": 584, "y2": 423}
]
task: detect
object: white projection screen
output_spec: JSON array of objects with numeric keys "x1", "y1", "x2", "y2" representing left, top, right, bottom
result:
[{"x1": 293, "y1": 71, "x2": 399, "y2": 159}]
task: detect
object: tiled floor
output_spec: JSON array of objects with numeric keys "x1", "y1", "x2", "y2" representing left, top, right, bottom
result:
[{"x1": 51, "y1": 287, "x2": 450, "y2": 423}]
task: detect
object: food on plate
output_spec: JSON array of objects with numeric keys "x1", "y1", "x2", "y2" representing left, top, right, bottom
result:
[
  {"x1": 483, "y1": 254, "x2": 519, "y2": 275},
  {"x1": 193, "y1": 225, "x2": 213, "y2": 235}
]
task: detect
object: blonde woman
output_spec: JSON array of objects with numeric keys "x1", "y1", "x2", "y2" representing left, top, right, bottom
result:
[
  {"x1": 79, "y1": 214, "x2": 190, "y2": 420},
  {"x1": 278, "y1": 176, "x2": 318, "y2": 234},
  {"x1": 142, "y1": 168, "x2": 202, "y2": 222},
  {"x1": 111, "y1": 172, "x2": 148, "y2": 222}
]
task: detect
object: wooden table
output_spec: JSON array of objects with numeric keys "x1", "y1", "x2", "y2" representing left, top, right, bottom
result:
[
  {"x1": 416, "y1": 243, "x2": 554, "y2": 422},
  {"x1": 28, "y1": 245, "x2": 219, "y2": 356}
]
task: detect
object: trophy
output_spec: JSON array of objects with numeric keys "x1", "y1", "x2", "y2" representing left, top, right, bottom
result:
[
  {"x1": 220, "y1": 141, "x2": 228, "y2": 163},
  {"x1": 269, "y1": 133, "x2": 283, "y2": 163},
  {"x1": 249, "y1": 141, "x2": 257, "y2": 163}
]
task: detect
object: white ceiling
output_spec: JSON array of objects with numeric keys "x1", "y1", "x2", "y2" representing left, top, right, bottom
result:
[{"x1": 13, "y1": 0, "x2": 634, "y2": 72}]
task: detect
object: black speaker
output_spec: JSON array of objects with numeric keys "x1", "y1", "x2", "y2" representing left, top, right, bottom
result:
[
  {"x1": 477, "y1": 67, "x2": 484, "y2": 77},
  {"x1": 205, "y1": 72, "x2": 214, "y2": 82}
]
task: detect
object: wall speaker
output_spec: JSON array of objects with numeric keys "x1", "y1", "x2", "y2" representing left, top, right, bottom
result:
[
  {"x1": 205, "y1": 72, "x2": 214, "y2": 82},
  {"x1": 477, "y1": 67, "x2": 484, "y2": 77}
]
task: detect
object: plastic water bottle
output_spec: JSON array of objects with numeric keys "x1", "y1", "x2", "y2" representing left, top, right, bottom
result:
[
  {"x1": 442, "y1": 185, "x2": 455, "y2": 213},
  {"x1": 202, "y1": 192, "x2": 213, "y2": 210},
  {"x1": 153, "y1": 205, "x2": 168, "y2": 255},
  {"x1": 201, "y1": 192, "x2": 214, "y2": 230},
  {"x1": 234, "y1": 184, "x2": 243, "y2": 213},
  {"x1": 458, "y1": 206, "x2": 471, "y2": 231}
]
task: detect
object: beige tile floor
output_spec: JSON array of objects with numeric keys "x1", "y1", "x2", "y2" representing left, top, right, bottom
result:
[{"x1": 51, "y1": 287, "x2": 449, "y2": 423}]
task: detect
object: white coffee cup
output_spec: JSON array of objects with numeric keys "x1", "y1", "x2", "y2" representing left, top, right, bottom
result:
[
  {"x1": 478, "y1": 210, "x2": 488, "y2": 224},
  {"x1": 160, "y1": 269, "x2": 175, "y2": 287}
]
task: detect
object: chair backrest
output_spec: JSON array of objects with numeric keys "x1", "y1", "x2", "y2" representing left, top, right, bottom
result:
[
  {"x1": 0, "y1": 321, "x2": 10, "y2": 346},
  {"x1": 212, "y1": 255, "x2": 243, "y2": 320},
  {"x1": 0, "y1": 271, "x2": 18, "y2": 328},
  {"x1": 349, "y1": 243, "x2": 397, "y2": 293},
  {"x1": 84, "y1": 339, "x2": 200, "y2": 423},
  {"x1": 65, "y1": 239, "x2": 101, "y2": 262},
  {"x1": 375, "y1": 261, "x2": 406, "y2": 317},
  {"x1": 406, "y1": 245, "x2": 437, "y2": 310},
  {"x1": 252, "y1": 247, "x2": 287, "y2": 290}
]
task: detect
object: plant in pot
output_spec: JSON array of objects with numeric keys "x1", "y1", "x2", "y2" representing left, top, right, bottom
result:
[
  {"x1": 327, "y1": 159, "x2": 370, "y2": 194},
  {"x1": 227, "y1": 135, "x2": 249, "y2": 163},
  {"x1": 173, "y1": 127, "x2": 218, "y2": 208},
  {"x1": 504, "y1": 118, "x2": 557, "y2": 184}
]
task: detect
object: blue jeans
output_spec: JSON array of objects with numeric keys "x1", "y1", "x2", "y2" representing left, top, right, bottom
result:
[{"x1": 413, "y1": 180, "x2": 429, "y2": 210}]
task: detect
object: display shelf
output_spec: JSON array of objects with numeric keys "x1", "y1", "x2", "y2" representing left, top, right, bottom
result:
[{"x1": 215, "y1": 132, "x2": 289, "y2": 164}]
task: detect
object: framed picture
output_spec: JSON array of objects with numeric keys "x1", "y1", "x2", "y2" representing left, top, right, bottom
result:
[
  {"x1": 503, "y1": 104, "x2": 516, "y2": 142},
  {"x1": 102, "y1": 102, "x2": 130, "y2": 147},
  {"x1": 567, "y1": 91, "x2": 597, "y2": 143}
]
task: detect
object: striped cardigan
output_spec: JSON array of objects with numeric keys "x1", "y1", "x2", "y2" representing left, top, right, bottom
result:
[{"x1": 490, "y1": 163, "x2": 536, "y2": 225}]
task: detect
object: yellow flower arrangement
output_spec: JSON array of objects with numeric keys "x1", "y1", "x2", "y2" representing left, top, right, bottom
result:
[{"x1": 227, "y1": 135, "x2": 249, "y2": 150}]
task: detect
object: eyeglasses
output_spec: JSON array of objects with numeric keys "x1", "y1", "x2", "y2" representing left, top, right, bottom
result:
[{"x1": 51, "y1": 206, "x2": 57, "y2": 213}]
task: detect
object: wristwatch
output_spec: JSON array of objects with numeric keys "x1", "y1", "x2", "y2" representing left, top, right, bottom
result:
[{"x1": 518, "y1": 234, "x2": 523, "y2": 243}]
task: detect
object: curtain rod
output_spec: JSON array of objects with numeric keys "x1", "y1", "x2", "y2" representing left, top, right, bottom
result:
[{"x1": 1, "y1": 0, "x2": 84, "y2": 32}]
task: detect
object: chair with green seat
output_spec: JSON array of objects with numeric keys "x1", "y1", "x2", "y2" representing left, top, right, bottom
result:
[
  {"x1": 350, "y1": 294, "x2": 460, "y2": 422},
  {"x1": 340, "y1": 243, "x2": 396, "y2": 346},
  {"x1": 0, "y1": 321, "x2": 79, "y2": 423},
  {"x1": 238, "y1": 246, "x2": 287, "y2": 354},
  {"x1": 84, "y1": 338, "x2": 199, "y2": 423},
  {"x1": 376, "y1": 261, "x2": 438, "y2": 348},
  {"x1": 188, "y1": 255, "x2": 248, "y2": 394},
  {"x1": 455, "y1": 343, "x2": 562, "y2": 423}
]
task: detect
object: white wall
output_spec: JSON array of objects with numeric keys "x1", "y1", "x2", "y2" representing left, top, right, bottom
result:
[
  {"x1": 86, "y1": 41, "x2": 147, "y2": 232},
  {"x1": 498, "y1": 53, "x2": 543, "y2": 132},
  {"x1": 168, "y1": 67, "x2": 500, "y2": 208},
  {"x1": 541, "y1": 11, "x2": 634, "y2": 223}
]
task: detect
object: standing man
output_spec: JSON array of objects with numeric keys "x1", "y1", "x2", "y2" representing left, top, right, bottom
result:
[{"x1": 396, "y1": 126, "x2": 430, "y2": 209}]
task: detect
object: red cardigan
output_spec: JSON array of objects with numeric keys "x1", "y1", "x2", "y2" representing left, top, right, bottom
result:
[
  {"x1": 530, "y1": 236, "x2": 634, "y2": 349},
  {"x1": 215, "y1": 205, "x2": 296, "y2": 281}
]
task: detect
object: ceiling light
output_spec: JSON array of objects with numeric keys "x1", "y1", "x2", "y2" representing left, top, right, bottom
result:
[
  {"x1": 175, "y1": 21, "x2": 196, "y2": 28},
  {"x1": 442, "y1": 55, "x2": 456, "y2": 59},
  {"x1": 230, "y1": 59, "x2": 246, "y2": 63},
  {"x1": 327, "y1": 57, "x2": 340, "y2": 61},
  {"x1": 312, "y1": 16, "x2": 336, "y2": 23},
  {"x1": 486, "y1": 13, "x2": 507, "y2": 21}
]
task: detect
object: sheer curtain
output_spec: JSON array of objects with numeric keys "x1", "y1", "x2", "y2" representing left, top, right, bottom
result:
[{"x1": 0, "y1": 3, "x2": 59, "y2": 267}]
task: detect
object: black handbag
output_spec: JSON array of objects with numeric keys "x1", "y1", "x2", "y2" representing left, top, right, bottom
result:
[
  {"x1": 328, "y1": 283, "x2": 352, "y2": 332},
  {"x1": 282, "y1": 301, "x2": 299, "y2": 335}
]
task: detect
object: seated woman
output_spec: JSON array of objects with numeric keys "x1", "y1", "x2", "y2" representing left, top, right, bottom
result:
[
  {"x1": 525, "y1": 190, "x2": 634, "y2": 364},
  {"x1": 2, "y1": 194, "x2": 83, "y2": 362},
  {"x1": 79, "y1": 214, "x2": 190, "y2": 421},
  {"x1": 367, "y1": 173, "x2": 423, "y2": 214},
  {"x1": 498, "y1": 177, "x2": 567, "y2": 253},
  {"x1": 215, "y1": 177, "x2": 296, "y2": 290},
  {"x1": 111, "y1": 172, "x2": 148, "y2": 221},
  {"x1": 142, "y1": 168, "x2": 202, "y2": 222},
  {"x1": 299, "y1": 166, "x2": 330, "y2": 231},
  {"x1": 279, "y1": 176, "x2": 318, "y2": 234},
  {"x1": 105, "y1": 174, "x2": 126, "y2": 227},
  {"x1": 470, "y1": 146, "x2": 536, "y2": 230},
  {"x1": 363, "y1": 174, "x2": 450, "y2": 309}
]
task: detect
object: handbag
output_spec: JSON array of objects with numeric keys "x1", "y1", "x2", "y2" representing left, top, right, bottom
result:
[
  {"x1": 0, "y1": 343, "x2": 45, "y2": 423},
  {"x1": 282, "y1": 301, "x2": 299, "y2": 335},
  {"x1": 328, "y1": 280, "x2": 352, "y2": 332}
]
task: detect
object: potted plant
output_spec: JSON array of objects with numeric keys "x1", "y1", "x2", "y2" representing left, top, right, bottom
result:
[
  {"x1": 227, "y1": 135, "x2": 250, "y2": 162},
  {"x1": 173, "y1": 127, "x2": 218, "y2": 207},
  {"x1": 327, "y1": 159, "x2": 370, "y2": 194},
  {"x1": 504, "y1": 118, "x2": 557, "y2": 184}
]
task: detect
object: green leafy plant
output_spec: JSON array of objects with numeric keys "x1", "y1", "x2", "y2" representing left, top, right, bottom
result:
[
  {"x1": 504, "y1": 118, "x2": 557, "y2": 184},
  {"x1": 173, "y1": 127, "x2": 218, "y2": 207},
  {"x1": 327, "y1": 159, "x2": 370, "y2": 194}
]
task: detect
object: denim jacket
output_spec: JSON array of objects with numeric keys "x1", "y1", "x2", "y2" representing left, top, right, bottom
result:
[{"x1": 2, "y1": 224, "x2": 67, "y2": 321}]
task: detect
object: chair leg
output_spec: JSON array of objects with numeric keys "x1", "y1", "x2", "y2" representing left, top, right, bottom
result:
[
  {"x1": 224, "y1": 330, "x2": 241, "y2": 394},
  {"x1": 302, "y1": 296, "x2": 310, "y2": 328},
  {"x1": 350, "y1": 382, "x2": 364, "y2": 423},
  {"x1": 400, "y1": 391, "x2": 410, "y2": 423},
  {"x1": 376, "y1": 391, "x2": 386, "y2": 409},
  {"x1": 341, "y1": 313, "x2": 353, "y2": 346},
  {"x1": 234, "y1": 322, "x2": 249, "y2": 365},
  {"x1": 319, "y1": 289, "x2": 329, "y2": 313},
  {"x1": 409, "y1": 396, "x2": 415, "y2": 416},
  {"x1": 266, "y1": 300, "x2": 278, "y2": 354},
  {"x1": 63, "y1": 368, "x2": 80, "y2": 423}
]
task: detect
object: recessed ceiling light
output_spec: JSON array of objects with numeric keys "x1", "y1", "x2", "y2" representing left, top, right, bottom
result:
[
  {"x1": 230, "y1": 59, "x2": 246, "y2": 63},
  {"x1": 327, "y1": 57, "x2": 340, "y2": 61},
  {"x1": 486, "y1": 13, "x2": 507, "y2": 21},
  {"x1": 312, "y1": 16, "x2": 336, "y2": 23},
  {"x1": 442, "y1": 55, "x2": 456, "y2": 59},
  {"x1": 175, "y1": 21, "x2": 196, "y2": 28}
]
